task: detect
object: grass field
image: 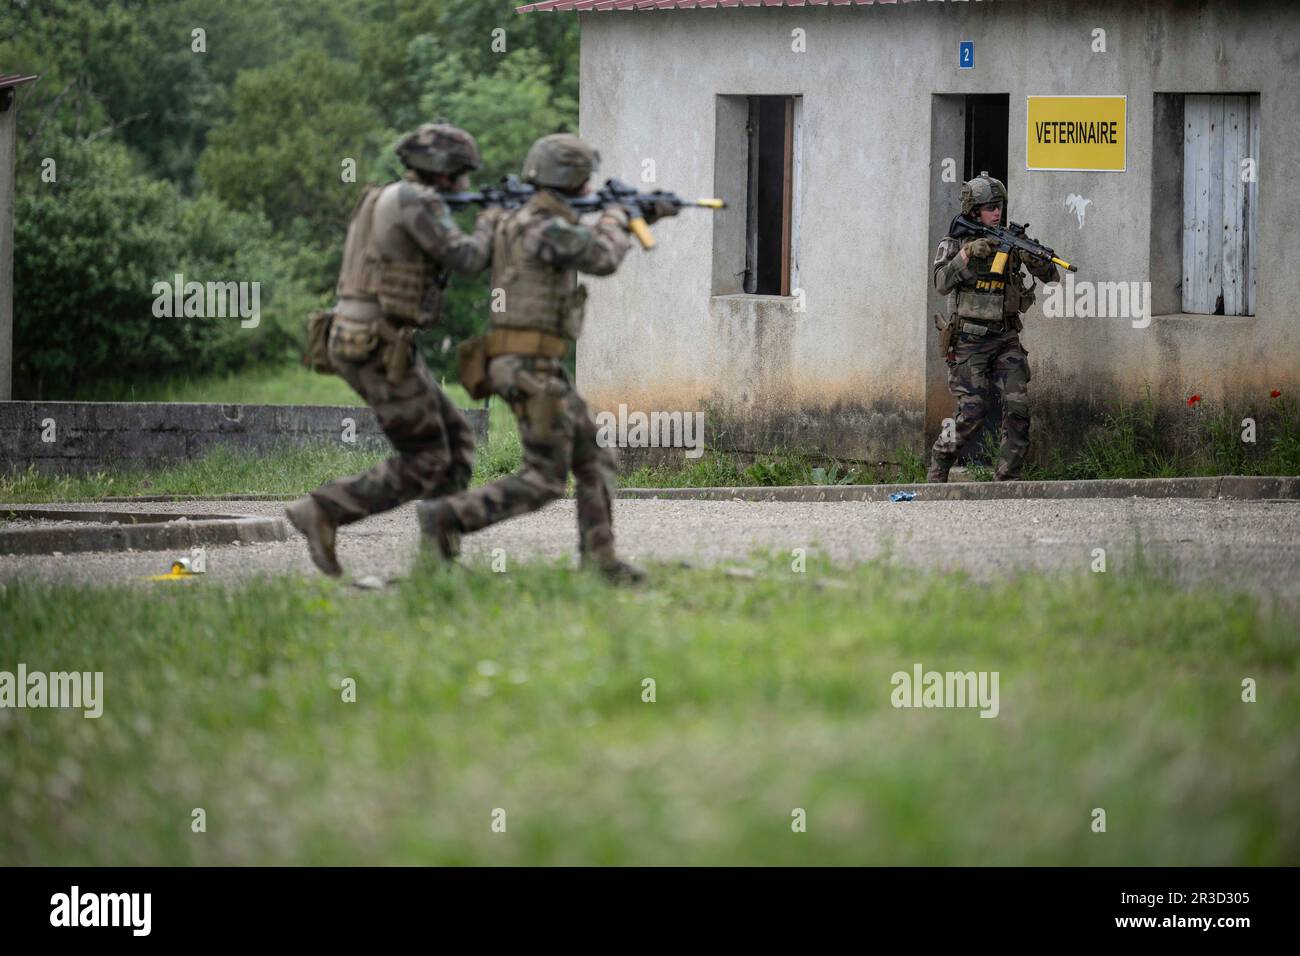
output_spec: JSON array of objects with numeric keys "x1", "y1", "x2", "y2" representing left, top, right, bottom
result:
[{"x1": 1, "y1": 554, "x2": 1295, "y2": 865}]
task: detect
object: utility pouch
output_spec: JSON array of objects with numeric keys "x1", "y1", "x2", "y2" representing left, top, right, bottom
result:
[
  {"x1": 560, "y1": 283, "x2": 588, "y2": 341},
  {"x1": 935, "y1": 312, "x2": 957, "y2": 356},
  {"x1": 457, "y1": 334, "x2": 491, "y2": 400},
  {"x1": 304, "y1": 309, "x2": 336, "y2": 374},
  {"x1": 329, "y1": 314, "x2": 381, "y2": 364},
  {"x1": 377, "y1": 320, "x2": 414, "y2": 386}
]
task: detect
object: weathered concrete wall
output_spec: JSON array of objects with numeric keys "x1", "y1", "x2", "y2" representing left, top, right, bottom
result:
[
  {"x1": 576, "y1": 0, "x2": 1300, "y2": 463},
  {"x1": 0, "y1": 401, "x2": 488, "y2": 475}
]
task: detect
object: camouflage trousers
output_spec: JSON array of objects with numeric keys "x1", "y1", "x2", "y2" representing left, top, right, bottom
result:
[
  {"x1": 441, "y1": 353, "x2": 619, "y2": 561},
  {"x1": 930, "y1": 327, "x2": 1031, "y2": 480},
  {"x1": 311, "y1": 334, "x2": 475, "y2": 525}
]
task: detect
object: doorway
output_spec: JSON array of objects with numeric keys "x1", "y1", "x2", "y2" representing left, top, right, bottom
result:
[{"x1": 926, "y1": 94, "x2": 1011, "y2": 465}]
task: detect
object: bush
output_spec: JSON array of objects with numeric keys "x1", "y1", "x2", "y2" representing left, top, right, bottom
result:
[{"x1": 13, "y1": 135, "x2": 326, "y2": 398}]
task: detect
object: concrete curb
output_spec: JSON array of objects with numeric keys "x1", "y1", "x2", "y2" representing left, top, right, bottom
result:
[
  {"x1": 617, "y1": 476, "x2": 1300, "y2": 502},
  {"x1": 0, "y1": 507, "x2": 287, "y2": 555},
  {"x1": 6, "y1": 476, "x2": 1299, "y2": 508},
  {"x1": 98, "y1": 494, "x2": 299, "y2": 502}
]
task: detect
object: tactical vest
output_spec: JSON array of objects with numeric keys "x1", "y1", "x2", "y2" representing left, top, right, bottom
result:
[
  {"x1": 335, "y1": 181, "x2": 444, "y2": 327},
  {"x1": 336, "y1": 185, "x2": 384, "y2": 302},
  {"x1": 952, "y1": 248, "x2": 1031, "y2": 321},
  {"x1": 489, "y1": 191, "x2": 587, "y2": 341}
]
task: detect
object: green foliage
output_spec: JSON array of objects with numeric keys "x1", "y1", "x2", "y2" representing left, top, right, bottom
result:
[
  {"x1": 356, "y1": 0, "x2": 578, "y2": 136},
  {"x1": 3, "y1": 0, "x2": 579, "y2": 395},
  {"x1": 1054, "y1": 388, "x2": 1300, "y2": 481},
  {"x1": 197, "y1": 49, "x2": 378, "y2": 240},
  {"x1": 410, "y1": 43, "x2": 576, "y2": 184},
  {"x1": 12, "y1": 135, "x2": 324, "y2": 397}
]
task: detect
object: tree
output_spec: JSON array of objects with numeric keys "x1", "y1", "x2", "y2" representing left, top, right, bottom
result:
[{"x1": 197, "y1": 49, "x2": 381, "y2": 241}]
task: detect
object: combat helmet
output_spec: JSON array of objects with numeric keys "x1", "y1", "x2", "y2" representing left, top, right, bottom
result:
[
  {"x1": 522, "y1": 133, "x2": 600, "y2": 190},
  {"x1": 395, "y1": 123, "x2": 482, "y2": 176},
  {"x1": 961, "y1": 170, "x2": 1008, "y2": 217}
]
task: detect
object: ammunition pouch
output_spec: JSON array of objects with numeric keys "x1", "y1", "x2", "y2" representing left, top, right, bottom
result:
[
  {"x1": 955, "y1": 288, "x2": 1006, "y2": 322},
  {"x1": 457, "y1": 334, "x2": 491, "y2": 400},
  {"x1": 376, "y1": 260, "x2": 446, "y2": 328},
  {"x1": 328, "y1": 313, "x2": 381, "y2": 364},
  {"x1": 304, "y1": 309, "x2": 336, "y2": 374}
]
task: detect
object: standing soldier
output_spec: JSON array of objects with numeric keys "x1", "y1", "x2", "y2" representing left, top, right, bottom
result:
[
  {"x1": 418, "y1": 133, "x2": 672, "y2": 584},
  {"x1": 286, "y1": 123, "x2": 501, "y2": 577},
  {"x1": 927, "y1": 172, "x2": 1060, "y2": 482}
]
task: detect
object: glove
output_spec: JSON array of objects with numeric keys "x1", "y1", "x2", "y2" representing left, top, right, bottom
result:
[
  {"x1": 640, "y1": 199, "x2": 678, "y2": 226},
  {"x1": 599, "y1": 204, "x2": 630, "y2": 229},
  {"x1": 477, "y1": 206, "x2": 506, "y2": 227},
  {"x1": 967, "y1": 238, "x2": 993, "y2": 259}
]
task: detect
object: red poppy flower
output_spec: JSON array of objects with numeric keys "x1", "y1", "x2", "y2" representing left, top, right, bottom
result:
[
  {"x1": 1187, "y1": 394, "x2": 1202, "y2": 406},
  {"x1": 1271, "y1": 389, "x2": 1282, "y2": 398}
]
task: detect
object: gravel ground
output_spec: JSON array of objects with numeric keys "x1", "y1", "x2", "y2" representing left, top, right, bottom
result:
[{"x1": 1, "y1": 496, "x2": 1298, "y2": 603}]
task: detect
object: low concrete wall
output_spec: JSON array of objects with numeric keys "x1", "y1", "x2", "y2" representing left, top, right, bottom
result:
[{"x1": 0, "y1": 401, "x2": 489, "y2": 475}]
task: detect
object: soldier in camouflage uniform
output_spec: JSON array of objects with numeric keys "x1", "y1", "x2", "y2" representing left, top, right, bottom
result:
[
  {"x1": 419, "y1": 134, "x2": 674, "y2": 584},
  {"x1": 928, "y1": 172, "x2": 1060, "y2": 482},
  {"x1": 286, "y1": 123, "x2": 502, "y2": 577}
]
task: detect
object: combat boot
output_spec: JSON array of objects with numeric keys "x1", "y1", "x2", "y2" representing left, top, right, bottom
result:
[
  {"x1": 926, "y1": 457, "x2": 952, "y2": 483},
  {"x1": 416, "y1": 499, "x2": 462, "y2": 561},
  {"x1": 285, "y1": 496, "x2": 342, "y2": 577},
  {"x1": 582, "y1": 554, "x2": 647, "y2": 586}
]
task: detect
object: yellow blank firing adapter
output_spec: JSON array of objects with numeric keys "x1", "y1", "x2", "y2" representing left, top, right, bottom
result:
[
  {"x1": 147, "y1": 557, "x2": 201, "y2": 582},
  {"x1": 696, "y1": 198, "x2": 726, "y2": 209},
  {"x1": 629, "y1": 216, "x2": 656, "y2": 250},
  {"x1": 1051, "y1": 256, "x2": 1077, "y2": 272}
]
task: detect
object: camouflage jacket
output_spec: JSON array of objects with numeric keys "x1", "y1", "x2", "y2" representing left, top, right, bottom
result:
[
  {"x1": 488, "y1": 189, "x2": 631, "y2": 341},
  {"x1": 933, "y1": 235, "x2": 1060, "y2": 322}
]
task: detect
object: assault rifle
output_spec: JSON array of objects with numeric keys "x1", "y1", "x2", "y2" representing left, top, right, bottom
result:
[
  {"x1": 949, "y1": 215, "x2": 1078, "y2": 275},
  {"x1": 443, "y1": 175, "x2": 726, "y2": 250}
]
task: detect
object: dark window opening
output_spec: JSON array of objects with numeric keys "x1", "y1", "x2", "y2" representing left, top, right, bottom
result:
[
  {"x1": 963, "y1": 94, "x2": 1010, "y2": 190},
  {"x1": 745, "y1": 95, "x2": 794, "y2": 296}
]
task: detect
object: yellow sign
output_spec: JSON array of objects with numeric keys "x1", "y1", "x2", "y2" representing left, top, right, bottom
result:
[{"x1": 1027, "y1": 96, "x2": 1127, "y2": 172}]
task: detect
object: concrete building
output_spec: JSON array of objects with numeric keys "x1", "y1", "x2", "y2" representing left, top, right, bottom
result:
[
  {"x1": 0, "y1": 74, "x2": 38, "y2": 401},
  {"x1": 520, "y1": 0, "x2": 1299, "y2": 467}
]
